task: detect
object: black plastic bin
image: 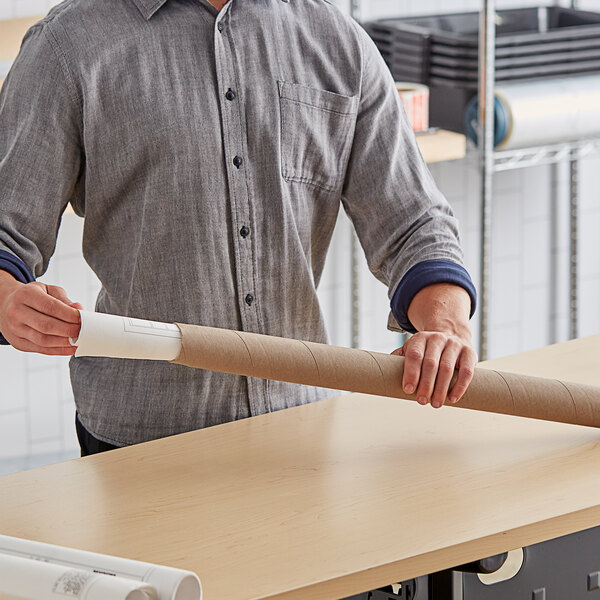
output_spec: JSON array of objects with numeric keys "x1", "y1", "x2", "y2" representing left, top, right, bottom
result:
[
  {"x1": 366, "y1": 7, "x2": 600, "y2": 50},
  {"x1": 363, "y1": 6, "x2": 600, "y2": 133}
]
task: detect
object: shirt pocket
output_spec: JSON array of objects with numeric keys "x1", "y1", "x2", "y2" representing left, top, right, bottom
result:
[{"x1": 278, "y1": 81, "x2": 358, "y2": 193}]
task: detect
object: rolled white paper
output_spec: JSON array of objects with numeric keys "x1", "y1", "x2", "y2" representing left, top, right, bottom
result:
[
  {"x1": 71, "y1": 311, "x2": 182, "y2": 361},
  {"x1": 0, "y1": 553, "x2": 156, "y2": 600},
  {"x1": 496, "y1": 76, "x2": 600, "y2": 149},
  {"x1": 0, "y1": 535, "x2": 201, "y2": 600}
]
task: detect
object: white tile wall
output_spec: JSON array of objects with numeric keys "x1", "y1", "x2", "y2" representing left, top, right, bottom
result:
[
  {"x1": 1, "y1": 0, "x2": 600, "y2": 471},
  {"x1": 0, "y1": 411, "x2": 29, "y2": 460}
]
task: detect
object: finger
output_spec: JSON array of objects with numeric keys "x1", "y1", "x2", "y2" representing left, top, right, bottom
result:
[
  {"x1": 401, "y1": 336, "x2": 427, "y2": 401},
  {"x1": 391, "y1": 347, "x2": 403, "y2": 357},
  {"x1": 46, "y1": 286, "x2": 83, "y2": 314},
  {"x1": 414, "y1": 334, "x2": 447, "y2": 406},
  {"x1": 22, "y1": 284, "x2": 81, "y2": 324},
  {"x1": 11, "y1": 334, "x2": 77, "y2": 356},
  {"x1": 20, "y1": 324, "x2": 77, "y2": 349},
  {"x1": 430, "y1": 340, "x2": 461, "y2": 409},
  {"x1": 15, "y1": 305, "x2": 81, "y2": 339},
  {"x1": 448, "y1": 347, "x2": 477, "y2": 404}
]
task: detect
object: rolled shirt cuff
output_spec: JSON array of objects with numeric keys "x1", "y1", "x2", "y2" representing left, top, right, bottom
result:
[
  {"x1": 391, "y1": 259, "x2": 477, "y2": 334},
  {"x1": 0, "y1": 250, "x2": 35, "y2": 345}
]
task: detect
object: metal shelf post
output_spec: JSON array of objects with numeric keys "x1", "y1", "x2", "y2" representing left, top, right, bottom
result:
[
  {"x1": 350, "y1": 0, "x2": 361, "y2": 23},
  {"x1": 350, "y1": 0, "x2": 361, "y2": 348},
  {"x1": 478, "y1": 0, "x2": 496, "y2": 360},
  {"x1": 569, "y1": 159, "x2": 579, "y2": 340},
  {"x1": 569, "y1": 0, "x2": 579, "y2": 341}
]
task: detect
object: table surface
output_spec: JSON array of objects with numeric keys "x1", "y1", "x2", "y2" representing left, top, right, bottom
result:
[{"x1": 1, "y1": 335, "x2": 600, "y2": 599}]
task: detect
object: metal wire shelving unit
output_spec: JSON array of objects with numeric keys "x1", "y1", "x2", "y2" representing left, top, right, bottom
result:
[
  {"x1": 351, "y1": 0, "x2": 598, "y2": 359},
  {"x1": 477, "y1": 0, "x2": 596, "y2": 358},
  {"x1": 492, "y1": 138, "x2": 600, "y2": 173}
]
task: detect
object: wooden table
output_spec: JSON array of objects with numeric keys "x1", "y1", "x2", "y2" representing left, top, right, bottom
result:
[{"x1": 1, "y1": 335, "x2": 599, "y2": 599}]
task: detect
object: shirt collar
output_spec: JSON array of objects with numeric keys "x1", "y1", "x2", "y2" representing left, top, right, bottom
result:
[{"x1": 130, "y1": 0, "x2": 170, "y2": 20}]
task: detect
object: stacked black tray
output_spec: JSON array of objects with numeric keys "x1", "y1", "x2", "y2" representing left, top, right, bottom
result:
[{"x1": 364, "y1": 7, "x2": 600, "y2": 133}]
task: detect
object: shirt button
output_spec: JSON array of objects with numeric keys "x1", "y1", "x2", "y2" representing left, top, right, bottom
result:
[
  {"x1": 233, "y1": 155, "x2": 243, "y2": 168},
  {"x1": 217, "y1": 22, "x2": 224, "y2": 32},
  {"x1": 245, "y1": 294, "x2": 254, "y2": 306},
  {"x1": 225, "y1": 88, "x2": 236, "y2": 101},
  {"x1": 240, "y1": 226, "x2": 250, "y2": 238}
]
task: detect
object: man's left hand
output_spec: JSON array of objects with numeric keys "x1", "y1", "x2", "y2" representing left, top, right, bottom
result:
[{"x1": 392, "y1": 283, "x2": 477, "y2": 409}]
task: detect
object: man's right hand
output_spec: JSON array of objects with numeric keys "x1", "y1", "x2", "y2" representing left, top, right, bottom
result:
[{"x1": 0, "y1": 271, "x2": 83, "y2": 356}]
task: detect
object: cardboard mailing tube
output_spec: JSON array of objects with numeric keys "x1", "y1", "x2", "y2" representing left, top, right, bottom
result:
[{"x1": 172, "y1": 324, "x2": 599, "y2": 428}]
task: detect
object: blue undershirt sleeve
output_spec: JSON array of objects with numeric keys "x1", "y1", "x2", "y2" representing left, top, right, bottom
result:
[
  {"x1": 391, "y1": 259, "x2": 477, "y2": 334},
  {"x1": 0, "y1": 250, "x2": 35, "y2": 345}
]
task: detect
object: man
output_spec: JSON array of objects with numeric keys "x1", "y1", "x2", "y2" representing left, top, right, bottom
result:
[{"x1": 0, "y1": 0, "x2": 477, "y2": 456}]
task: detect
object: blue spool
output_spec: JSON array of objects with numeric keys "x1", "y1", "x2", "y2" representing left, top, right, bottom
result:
[{"x1": 465, "y1": 95, "x2": 511, "y2": 148}]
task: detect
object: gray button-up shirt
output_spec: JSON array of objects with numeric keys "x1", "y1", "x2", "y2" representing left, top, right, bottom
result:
[{"x1": 0, "y1": 0, "x2": 467, "y2": 446}]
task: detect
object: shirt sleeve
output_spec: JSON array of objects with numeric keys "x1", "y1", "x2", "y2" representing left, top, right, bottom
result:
[
  {"x1": 341, "y1": 22, "x2": 475, "y2": 330},
  {"x1": 390, "y1": 259, "x2": 477, "y2": 334},
  {"x1": 0, "y1": 21, "x2": 84, "y2": 285}
]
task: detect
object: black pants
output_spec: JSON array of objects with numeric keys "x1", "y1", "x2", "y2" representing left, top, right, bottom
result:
[{"x1": 75, "y1": 414, "x2": 120, "y2": 457}]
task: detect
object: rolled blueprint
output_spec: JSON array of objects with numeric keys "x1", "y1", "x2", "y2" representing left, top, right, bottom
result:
[
  {"x1": 0, "y1": 554, "x2": 156, "y2": 600},
  {"x1": 72, "y1": 311, "x2": 600, "y2": 428},
  {"x1": 0, "y1": 535, "x2": 201, "y2": 600},
  {"x1": 465, "y1": 75, "x2": 600, "y2": 150}
]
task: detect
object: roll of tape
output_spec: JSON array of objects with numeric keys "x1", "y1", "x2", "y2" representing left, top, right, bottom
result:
[
  {"x1": 465, "y1": 95, "x2": 511, "y2": 148},
  {"x1": 396, "y1": 82, "x2": 430, "y2": 132}
]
